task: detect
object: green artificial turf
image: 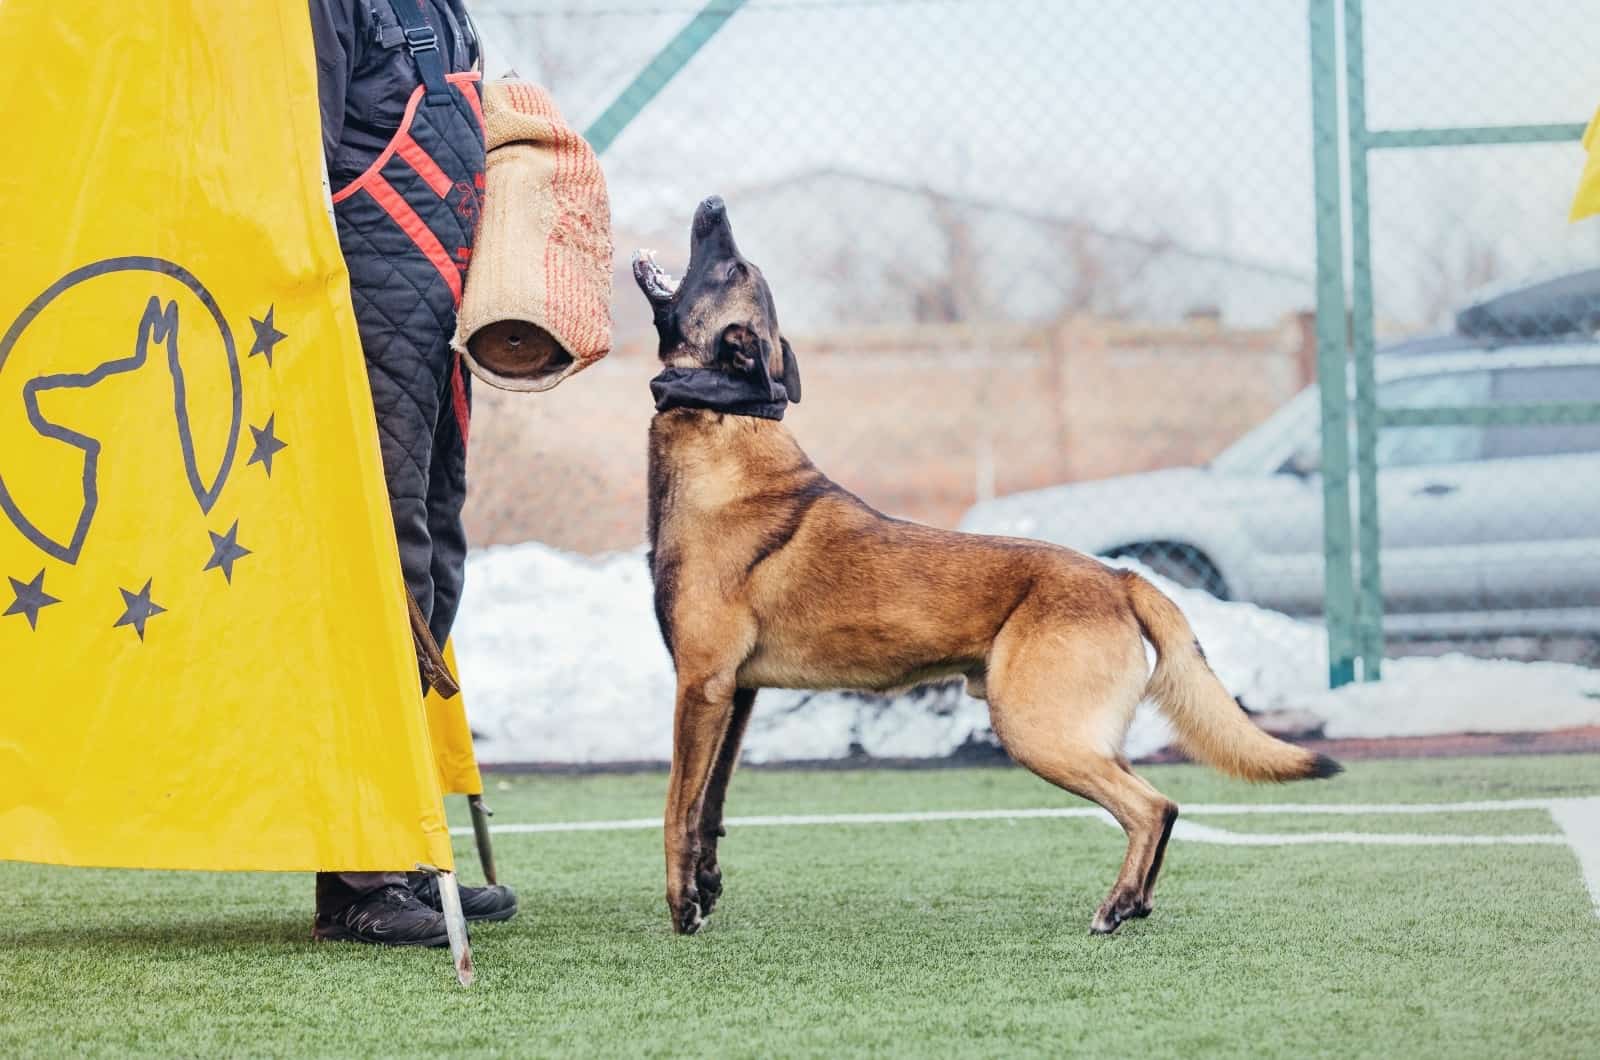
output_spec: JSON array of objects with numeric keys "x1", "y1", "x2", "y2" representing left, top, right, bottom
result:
[{"x1": 4, "y1": 755, "x2": 1598, "y2": 1058}]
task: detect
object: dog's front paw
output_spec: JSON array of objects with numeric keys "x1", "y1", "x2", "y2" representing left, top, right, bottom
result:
[
  {"x1": 695, "y1": 860, "x2": 723, "y2": 916},
  {"x1": 670, "y1": 891, "x2": 705, "y2": 935}
]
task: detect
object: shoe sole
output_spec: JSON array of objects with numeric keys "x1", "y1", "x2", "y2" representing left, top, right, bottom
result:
[
  {"x1": 312, "y1": 925, "x2": 450, "y2": 948},
  {"x1": 464, "y1": 901, "x2": 518, "y2": 924}
]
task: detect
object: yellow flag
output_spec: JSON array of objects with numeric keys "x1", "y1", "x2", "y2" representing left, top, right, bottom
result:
[
  {"x1": 1572, "y1": 105, "x2": 1600, "y2": 222},
  {"x1": 0, "y1": 3, "x2": 452, "y2": 872},
  {"x1": 428, "y1": 641, "x2": 485, "y2": 797}
]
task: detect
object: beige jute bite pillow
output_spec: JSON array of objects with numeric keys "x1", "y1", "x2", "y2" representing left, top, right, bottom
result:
[{"x1": 453, "y1": 79, "x2": 613, "y2": 392}]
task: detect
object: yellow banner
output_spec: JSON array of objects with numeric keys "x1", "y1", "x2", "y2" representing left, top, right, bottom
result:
[
  {"x1": 429, "y1": 642, "x2": 484, "y2": 797},
  {"x1": 0, "y1": 3, "x2": 452, "y2": 872},
  {"x1": 1572, "y1": 105, "x2": 1600, "y2": 222}
]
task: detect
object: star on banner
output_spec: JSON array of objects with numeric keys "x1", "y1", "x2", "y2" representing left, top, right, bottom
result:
[
  {"x1": 247, "y1": 414, "x2": 287, "y2": 476},
  {"x1": 204, "y1": 520, "x2": 251, "y2": 583},
  {"x1": 114, "y1": 579, "x2": 166, "y2": 640},
  {"x1": 4, "y1": 569, "x2": 60, "y2": 630},
  {"x1": 248, "y1": 306, "x2": 287, "y2": 366}
]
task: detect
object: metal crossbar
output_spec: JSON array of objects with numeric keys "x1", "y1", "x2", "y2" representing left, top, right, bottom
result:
[
  {"x1": 1364, "y1": 124, "x2": 1589, "y2": 150},
  {"x1": 1379, "y1": 403, "x2": 1600, "y2": 429}
]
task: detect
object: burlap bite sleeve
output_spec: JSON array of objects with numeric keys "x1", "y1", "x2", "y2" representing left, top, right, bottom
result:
[{"x1": 453, "y1": 80, "x2": 613, "y2": 392}]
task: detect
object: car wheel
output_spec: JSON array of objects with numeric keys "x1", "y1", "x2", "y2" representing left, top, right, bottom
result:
[{"x1": 1110, "y1": 543, "x2": 1230, "y2": 599}]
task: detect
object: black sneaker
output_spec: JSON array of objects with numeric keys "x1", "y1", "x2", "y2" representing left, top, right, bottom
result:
[
  {"x1": 312, "y1": 884, "x2": 450, "y2": 947},
  {"x1": 410, "y1": 874, "x2": 519, "y2": 923}
]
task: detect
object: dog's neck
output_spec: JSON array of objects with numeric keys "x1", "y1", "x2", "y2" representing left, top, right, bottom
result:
[
  {"x1": 647, "y1": 406, "x2": 813, "y2": 560},
  {"x1": 649, "y1": 365, "x2": 789, "y2": 421},
  {"x1": 648, "y1": 408, "x2": 807, "y2": 500}
]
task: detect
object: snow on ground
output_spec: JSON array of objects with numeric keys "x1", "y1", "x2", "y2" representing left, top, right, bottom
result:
[{"x1": 453, "y1": 540, "x2": 1600, "y2": 765}]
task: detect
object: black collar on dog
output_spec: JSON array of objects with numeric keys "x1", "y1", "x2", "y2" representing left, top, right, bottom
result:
[{"x1": 649, "y1": 366, "x2": 789, "y2": 420}]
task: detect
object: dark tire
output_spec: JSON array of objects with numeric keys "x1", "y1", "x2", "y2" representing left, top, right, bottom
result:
[{"x1": 1109, "y1": 543, "x2": 1230, "y2": 599}]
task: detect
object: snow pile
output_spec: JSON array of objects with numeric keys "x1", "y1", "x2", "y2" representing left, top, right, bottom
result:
[
  {"x1": 453, "y1": 540, "x2": 1600, "y2": 765},
  {"x1": 450, "y1": 542, "x2": 677, "y2": 764},
  {"x1": 1307, "y1": 656, "x2": 1600, "y2": 739}
]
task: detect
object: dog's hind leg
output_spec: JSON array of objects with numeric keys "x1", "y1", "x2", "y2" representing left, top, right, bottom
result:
[
  {"x1": 695, "y1": 688, "x2": 756, "y2": 917},
  {"x1": 1119, "y1": 759, "x2": 1179, "y2": 917},
  {"x1": 986, "y1": 607, "x2": 1176, "y2": 935},
  {"x1": 1007, "y1": 741, "x2": 1174, "y2": 934}
]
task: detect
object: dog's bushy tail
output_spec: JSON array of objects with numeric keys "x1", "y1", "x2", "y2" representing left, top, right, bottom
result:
[{"x1": 1122, "y1": 571, "x2": 1341, "y2": 783}]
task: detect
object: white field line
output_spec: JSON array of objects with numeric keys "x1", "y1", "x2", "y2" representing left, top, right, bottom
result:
[
  {"x1": 451, "y1": 798, "x2": 1571, "y2": 837},
  {"x1": 451, "y1": 796, "x2": 1600, "y2": 916},
  {"x1": 1171, "y1": 822, "x2": 1565, "y2": 846},
  {"x1": 1548, "y1": 798, "x2": 1600, "y2": 914}
]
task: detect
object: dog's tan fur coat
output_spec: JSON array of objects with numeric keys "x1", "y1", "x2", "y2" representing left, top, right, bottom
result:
[{"x1": 637, "y1": 198, "x2": 1338, "y2": 937}]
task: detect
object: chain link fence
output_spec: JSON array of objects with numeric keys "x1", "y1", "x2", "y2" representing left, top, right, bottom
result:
[
  {"x1": 460, "y1": 0, "x2": 1600, "y2": 673},
  {"x1": 1312, "y1": 0, "x2": 1600, "y2": 675}
]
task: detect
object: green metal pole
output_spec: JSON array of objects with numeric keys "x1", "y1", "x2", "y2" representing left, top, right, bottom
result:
[
  {"x1": 467, "y1": 794, "x2": 497, "y2": 886},
  {"x1": 584, "y1": 0, "x2": 750, "y2": 156},
  {"x1": 1343, "y1": 0, "x2": 1382, "y2": 681},
  {"x1": 1309, "y1": 0, "x2": 1358, "y2": 688}
]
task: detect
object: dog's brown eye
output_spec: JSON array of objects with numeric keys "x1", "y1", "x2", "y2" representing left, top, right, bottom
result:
[{"x1": 724, "y1": 262, "x2": 746, "y2": 282}]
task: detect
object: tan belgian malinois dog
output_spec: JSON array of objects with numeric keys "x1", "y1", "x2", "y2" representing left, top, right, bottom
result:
[{"x1": 633, "y1": 197, "x2": 1340, "y2": 937}]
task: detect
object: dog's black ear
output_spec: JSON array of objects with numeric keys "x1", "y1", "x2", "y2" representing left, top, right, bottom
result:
[{"x1": 779, "y1": 336, "x2": 801, "y2": 404}]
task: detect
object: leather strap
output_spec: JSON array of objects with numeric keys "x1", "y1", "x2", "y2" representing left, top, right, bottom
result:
[{"x1": 407, "y1": 588, "x2": 460, "y2": 698}]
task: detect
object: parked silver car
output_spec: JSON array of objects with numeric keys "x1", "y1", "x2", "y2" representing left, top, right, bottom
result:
[{"x1": 960, "y1": 343, "x2": 1600, "y2": 638}]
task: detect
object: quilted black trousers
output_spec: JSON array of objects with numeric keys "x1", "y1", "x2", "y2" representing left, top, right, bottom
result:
[{"x1": 364, "y1": 328, "x2": 471, "y2": 653}]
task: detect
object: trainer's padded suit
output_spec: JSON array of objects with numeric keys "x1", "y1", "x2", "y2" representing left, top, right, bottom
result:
[
  {"x1": 312, "y1": 0, "x2": 479, "y2": 185},
  {"x1": 313, "y1": 0, "x2": 484, "y2": 649}
]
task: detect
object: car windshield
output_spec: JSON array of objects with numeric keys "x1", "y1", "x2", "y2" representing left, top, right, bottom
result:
[{"x1": 1209, "y1": 385, "x2": 1319, "y2": 475}]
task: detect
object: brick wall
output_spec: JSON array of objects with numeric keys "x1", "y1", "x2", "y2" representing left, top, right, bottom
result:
[{"x1": 462, "y1": 313, "x2": 1313, "y2": 554}]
